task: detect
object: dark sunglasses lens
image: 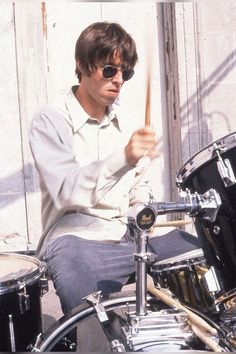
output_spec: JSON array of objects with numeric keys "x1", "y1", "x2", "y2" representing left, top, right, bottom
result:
[
  {"x1": 122, "y1": 69, "x2": 134, "y2": 81},
  {"x1": 103, "y1": 66, "x2": 117, "y2": 78}
]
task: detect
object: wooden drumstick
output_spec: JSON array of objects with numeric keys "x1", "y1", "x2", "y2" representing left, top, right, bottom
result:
[
  {"x1": 146, "y1": 276, "x2": 217, "y2": 336},
  {"x1": 145, "y1": 71, "x2": 151, "y2": 127},
  {"x1": 154, "y1": 219, "x2": 192, "y2": 227},
  {"x1": 146, "y1": 280, "x2": 224, "y2": 351},
  {"x1": 144, "y1": 28, "x2": 152, "y2": 128},
  {"x1": 190, "y1": 323, "x2": 223, "y2": 352}
]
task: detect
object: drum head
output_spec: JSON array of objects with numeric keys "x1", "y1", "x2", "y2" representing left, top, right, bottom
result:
[
  {"x1": 0, "y1": 253, "x2": 42, "y2": 294},
  {"x1": 154, "y1": 248, "x2": 204, "y2": 266}
]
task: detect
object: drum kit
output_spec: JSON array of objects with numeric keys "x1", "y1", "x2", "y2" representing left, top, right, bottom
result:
[{"x1": 1, "y1": 132, "x2": 236, "y2": 352}]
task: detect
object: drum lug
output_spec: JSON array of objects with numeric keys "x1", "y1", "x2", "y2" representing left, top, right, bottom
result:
[
  {"x1": 110, "y1": 339, "x2": 126, "y2": 352},
  {"x1": 18, "y1": 290, "x2": 30, "y2": 314},
  {"x1": 198, "y1": 188, "x2": 222, "y2": 222},
  {"x1": 217, "y1": 158, "x2": 236, "y2": 187},
  {"x1": 40, "y1": 277, "x2": 49, "y2": 296},
  {"x1": 84, "y1": 291, "x2": 109, "y2": 323},
  {"x1": 29, "y1": 333, "x2": 43, "y2": 352},
  {"x1": 202, "y1": 266, "x2": 221, "y2": 294},
  {"x1": 214, "y1": 143, "x2": 236, "y2": 187}
]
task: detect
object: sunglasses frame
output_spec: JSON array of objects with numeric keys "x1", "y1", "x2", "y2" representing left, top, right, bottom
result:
[{"x1": 101, "y1": 65, "x2": 134, "y2": 81}]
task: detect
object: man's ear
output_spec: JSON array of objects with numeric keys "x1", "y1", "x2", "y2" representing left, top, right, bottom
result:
[
  {"x1": 75, "y1": 60, "x2": 82, "y2": 72},
  {"x1": 75, "y1": 60, "x2": 82, "y2": 81}
]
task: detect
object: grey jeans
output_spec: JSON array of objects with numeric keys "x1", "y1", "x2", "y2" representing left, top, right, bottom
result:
[{"x1": 44, "y1": 227, "x2": 200, "y2": 314}]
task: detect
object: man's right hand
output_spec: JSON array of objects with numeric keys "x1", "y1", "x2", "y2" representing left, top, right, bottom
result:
[{"x1": 125, "y1": 126, "x2": 159, "y2": 165}]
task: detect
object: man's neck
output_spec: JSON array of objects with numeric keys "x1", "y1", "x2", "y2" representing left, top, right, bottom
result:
[{"x1": 74, "y1": 86, "x2": 106, "y2": 123}]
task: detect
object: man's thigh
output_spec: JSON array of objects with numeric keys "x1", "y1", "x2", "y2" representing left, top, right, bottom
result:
[{"x1": 45, "y1": 235, "x2": 135, "y2": 313}]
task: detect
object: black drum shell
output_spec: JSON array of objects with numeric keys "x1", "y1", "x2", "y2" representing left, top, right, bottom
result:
[
  {"x1": 0, "y1": 282, "x2": 43, "y2": 351},
  {"x1": 176, "y1": 132, "x2": 236, "y2": 292},
  {"x1": 0, "y1": 253, "x2": 44, "y2": 351},
  {"x1": 151, "y1": 253, "x2": 214, "y2": 313}
]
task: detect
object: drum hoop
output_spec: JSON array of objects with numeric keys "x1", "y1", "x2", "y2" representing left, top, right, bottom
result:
[
  {"x1": 176, "y1": 131, "x2": 236, "y2": 185},
  {"x1": 33, "y1": 291, "x2": 155, "y2": 352},
  {"x1": 152, "y1": 256, "x2": 205, "y2": 272},
  {"x1": 215, "y1": 287, "x2": 236, "y2": 305},
  {"x1": 32, "y1": 290, "x2": 234, "y2": 353},
  {"x1": 0, "y1": 253, "x2": 44, "y2": 295},
  {"x1": 154, "y1": 249, "x2": 204, "y2": 266}
]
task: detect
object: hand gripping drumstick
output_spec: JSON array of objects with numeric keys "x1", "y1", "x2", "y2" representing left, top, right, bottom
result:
[{"x1": 146, "y1": 276, "x2": 223, "y2": 352}]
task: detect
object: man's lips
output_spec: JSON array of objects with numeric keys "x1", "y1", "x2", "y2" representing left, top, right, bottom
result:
[
  {"x1": 108, "y1": 88, "x2": 119, "y2": 93},
  {"x1": 107, "y1": 89, "x2": 119, "y2": 96}
]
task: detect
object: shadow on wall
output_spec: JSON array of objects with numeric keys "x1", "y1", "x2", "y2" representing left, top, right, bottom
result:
[
  {"x1": 180, "y1": 49, "x2": 236, "y2": 160},
  {"x1": 0, "y1": 163, "x2": 40, "y2": 209}
]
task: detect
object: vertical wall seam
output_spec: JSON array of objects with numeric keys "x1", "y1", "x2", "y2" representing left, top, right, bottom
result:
[{"x1": 12, "y1": 3, "x2": 30, "y2": 246}]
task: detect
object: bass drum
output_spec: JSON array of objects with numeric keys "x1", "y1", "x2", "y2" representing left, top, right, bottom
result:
[{"x1": 31, "y1": 291, "x2": 235, "y2": 352}]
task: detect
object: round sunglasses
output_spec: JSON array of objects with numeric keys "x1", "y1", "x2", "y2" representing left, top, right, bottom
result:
[{"x1": 101, "y1": 65, "x2": 134, "y2": 81}]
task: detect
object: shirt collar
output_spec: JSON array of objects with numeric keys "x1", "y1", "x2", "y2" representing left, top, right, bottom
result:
[{"x1": 65, "y1": 85, "x2": 124, "y2": 133}]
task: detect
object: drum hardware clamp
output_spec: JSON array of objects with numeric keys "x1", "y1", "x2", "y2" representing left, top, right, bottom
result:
[
  {"x1": 39, "y1": 261, "x2": 49, "y2": 296},
  {"x1": 157, "y1": 188, "x2": 221, "y2": 223},
  {"x1": 84, "y1": 291, "x2": 109, "y2": 323},
  {"x1": 18, "y1": 290, "x2": 30, "y2": 314},
  {"x1": 39, "y1": 276, "x2": 49, "y2": 296},
  {"x1": 202, "y1": 266, "x2": 222, "y2": 305},
  {"x1": 29, "y1": 334, "x2": 43, "y2": 353},
  {"x1": 110, "y1": 339, "x2": 126, "y2": 352},
  {"x1": 129, "y1": 188, "x2": 222, "y2": 229},
  {"x1": 84, "y1": 292, "x2": 125, "y2": 351}
]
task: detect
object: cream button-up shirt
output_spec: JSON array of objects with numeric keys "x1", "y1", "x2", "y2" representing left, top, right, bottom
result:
[{"x1": 29, "y1": 86, "x2": 153, "y2": 258}]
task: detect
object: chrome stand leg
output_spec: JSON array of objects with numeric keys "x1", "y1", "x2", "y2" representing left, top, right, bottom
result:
[{"x1": 134, "y1": 229, "x2": 149, "y2": 316}]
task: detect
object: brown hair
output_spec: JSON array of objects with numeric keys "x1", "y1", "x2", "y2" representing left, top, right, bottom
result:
[{"x1": 75, "y1": 22, "x2": 138, "y2": 81}]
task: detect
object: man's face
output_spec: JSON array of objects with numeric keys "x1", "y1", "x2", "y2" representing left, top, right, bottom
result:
[{"x1": 78, "y1": 55, "x2": 127, "y2": 108}]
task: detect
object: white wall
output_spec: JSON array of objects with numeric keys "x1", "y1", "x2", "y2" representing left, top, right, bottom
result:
[
  {"x1": 173, "y1": 1, "x2": 236, "y2": 235},
  {"x1": 175, "y1": 1, "x2": 236, "y2": 162}
]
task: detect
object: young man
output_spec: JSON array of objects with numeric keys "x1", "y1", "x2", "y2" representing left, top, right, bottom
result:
[{"x1": 29, "y1": 22, "x2": 199, "y2": 316}]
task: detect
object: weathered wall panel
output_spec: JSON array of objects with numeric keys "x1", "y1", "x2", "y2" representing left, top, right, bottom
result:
[
  {"x1": 0, "y1": 3, "x2": 27, "y2": 251},
  {"x1": 167, "y1": 2, "x2": 236, "y2": 233},
  {"x1": 45, "y1": 2, "x2": 102, "y2": 102},
  {"x1": 175, "y1": 1, "x2": 236, "y2": 165},
  {"x1": 14, "y1": 2, "x2": 48, "y2": 249}
]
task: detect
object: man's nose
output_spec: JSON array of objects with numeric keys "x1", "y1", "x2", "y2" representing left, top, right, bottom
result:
[{"x1": 112, "y1": 69, "x2": 124, "y2": 84}]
